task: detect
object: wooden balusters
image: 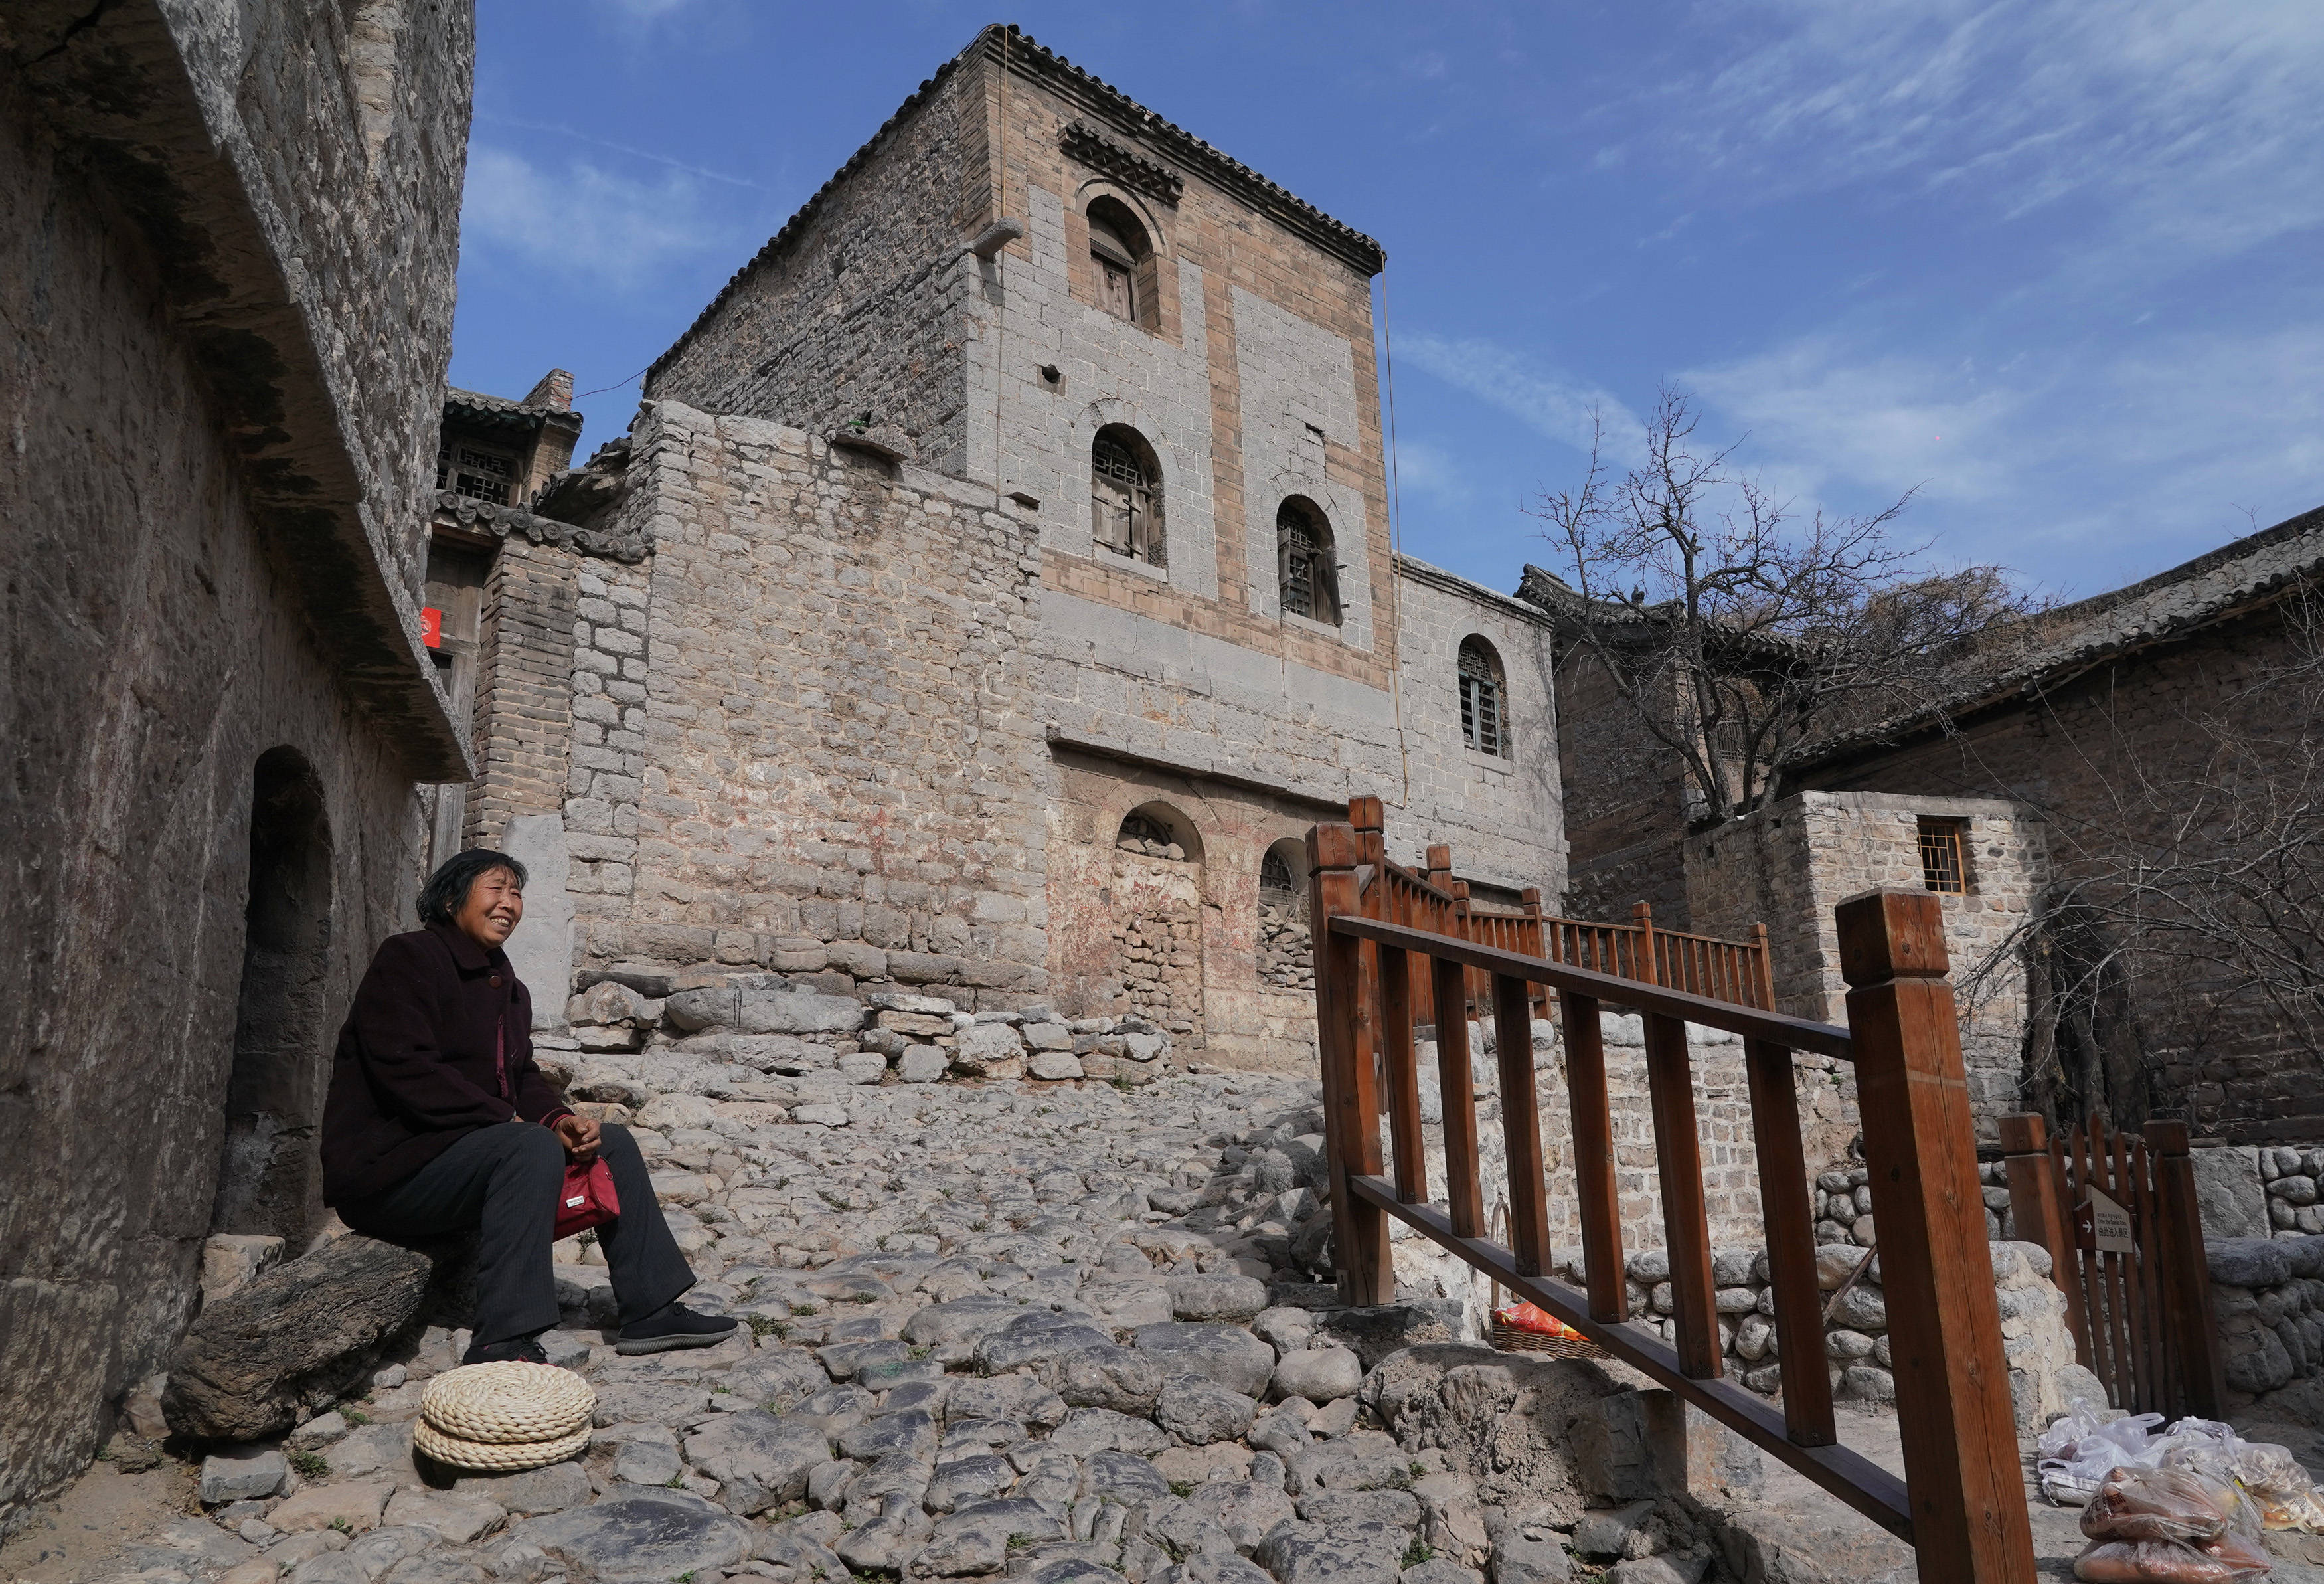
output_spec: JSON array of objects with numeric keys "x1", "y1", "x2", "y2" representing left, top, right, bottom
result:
[
  {"x1": 2144, "y1": 1120, "x2": 2226, "y2": 1419},
  {"x1": 1744, "y1": 1038, "x2": 1834, "y2": 1445},
  {"x1": 1307, "y1": 823, "x2": 1391, "y2": 1306},
  {"x1": 1378, "y1": 944, "x2": 1426, "y2": 1205},
  {"x1": 1434, "y1": 952, "x2": 1485, "y2": 1239},
  {"x1": 1559, "y1": 989, "x2": 1625, "y2": 1323},
  {"x1": 1493, "y1": 973, "x2": 1552, "y2": 1277},
  {"x1": 1643, "y1": 1010, "x2": 1720, "y2": 1378},
  {"x1": 1838, "y1": 891, "x2": 2033, "y2": 1584}
]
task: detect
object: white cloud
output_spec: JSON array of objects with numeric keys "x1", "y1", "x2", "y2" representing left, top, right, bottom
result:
[
  {"x1": 461, "y1": 146, "x2": 737, "y2": 288},
  {"x1": 1399, "y1": 334, "x2": 1644, "y2": 462},
  {"x1": 1649, "y1": 0, "x2": 2324, "y2": 292},
  {"x1": 1685, "y1": 323, "x2": 2324, "y2": 587}
]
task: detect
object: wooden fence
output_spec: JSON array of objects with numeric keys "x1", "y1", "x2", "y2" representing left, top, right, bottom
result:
[
  {"x1": 2000, "y1": 1111, "x2": 2224, "y2": 1422},
  {"x1": 1306, "y1": 816, "x2": 2037, "y2": 1583},
  {"x1": 1342, "y1": 797, "x2": 1772, "y2": 1023}
]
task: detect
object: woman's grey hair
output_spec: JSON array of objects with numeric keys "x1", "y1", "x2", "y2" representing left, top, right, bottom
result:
[{"x1": 418, "y1": 848, "x2": 528, "y2": 927}]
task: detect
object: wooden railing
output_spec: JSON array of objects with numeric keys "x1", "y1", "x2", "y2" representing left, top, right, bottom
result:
[
  {"x1": 1307, "y1": 816, "x2": 2036, "y2": 1583},
  {"x1": 1343, "y1": 797, "x2": 1774, "y2": 1020}
]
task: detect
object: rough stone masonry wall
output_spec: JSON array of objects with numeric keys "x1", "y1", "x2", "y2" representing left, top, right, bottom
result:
[
  {"x1": 2208, "y1": 1233, "x2": 2324, "y2": 1408},
  {"x1": 562, "y1": 401, "x2": 1054, "y2": 1004},
  {"x1": 0, "y1": 3, "x2": 471, "y2": 1534},
  {"x1": 1796, "y1": 606, "x2": 2322, "y2": 1142},
  {"x1": 645, "y1": 56, "x2": 983, "y2": 474},
  {"x1": 1554, "y1": 648, "x2": 1694, "y2": 926},
  {"x1": 1687, "y1": 790, "x2": 2046, "y2": 1136}
]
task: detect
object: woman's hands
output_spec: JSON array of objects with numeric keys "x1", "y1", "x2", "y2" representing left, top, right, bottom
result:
[{"x1": 550, "y1": 1112, "x2": 602, "y2": 1163}]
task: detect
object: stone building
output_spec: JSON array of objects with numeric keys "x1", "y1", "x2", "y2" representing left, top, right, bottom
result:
[
  {"x1": 440, "y1": 25, "x2": 1567, "y2": 1069},
  {"x1": 1538, "y1": 508, "x2": 2324, "y2": 1146},
  {"x1": 1, "y1": 0, "x2": 471, "y2": 1533}
]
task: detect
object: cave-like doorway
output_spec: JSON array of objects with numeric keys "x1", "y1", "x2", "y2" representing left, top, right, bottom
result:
[{"x1": 210, "y1": 747, "x2": 334, "y2": 1240}]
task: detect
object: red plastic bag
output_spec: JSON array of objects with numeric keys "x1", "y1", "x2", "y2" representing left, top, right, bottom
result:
[
  {"x1": 2072, "y1": 1538, "x2": 2270, "y2": 1581},
  {"x1": 1494, "y1": 1302, "x2": 1586, "y2": 1340},
  {"x1": 553, "y1": 1157, "x2": 619, "y2": 1240}
]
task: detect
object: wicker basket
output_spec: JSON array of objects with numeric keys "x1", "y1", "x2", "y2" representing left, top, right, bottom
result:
[{"x1": 1490, "y1": 1321, "x2": 1609, "y2": 1360}]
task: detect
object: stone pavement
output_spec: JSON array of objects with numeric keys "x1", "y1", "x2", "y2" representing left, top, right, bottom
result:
[{"x1": 50, "y1": 1068, "x2": 2324, "y2": 1584}]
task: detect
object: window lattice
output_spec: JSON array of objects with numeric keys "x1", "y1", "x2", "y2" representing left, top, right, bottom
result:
[
  {"x1": 1120, "y1": 812, "x2": 1174, "y2": 849},
  {"x1": 1260, "y1": 849, "x2": 1297, "y2": 897},
  {"x1": 1918, "y1": 819, "x2": 1967, "y2": 894},
  {"x1": 1276, "y1": 501, "x2": 1340, "y2": 626},
  {"x1": 1091, "y1": 433, "x2": 1165, "y2": 567},
  {"x1": 437, "y1": 442, "x2": 519, "y2": 505},
  {"x1": 1459, "y1": 640, "x2": 1509, "y2": 758}
]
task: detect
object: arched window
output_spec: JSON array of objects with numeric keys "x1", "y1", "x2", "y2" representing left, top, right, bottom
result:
[
  {"x1": 1117, "y1": 803, "x2": 1201, "y2": 861},
  {"x1": 1260, "y1": 847, "x2": 1297, "y2": 898},
  {"x1": 1276, "y1": 497, "x2": 1341, "y2": 626},
  {"x1": 1092, "y1": 426, "x2": 1165, "y2": 567},
  {"x1": 1085, "y1": 196, "x2": 1152, "y2": 327},
  {"x1": 1458, "y1": 636, "x2": 1511, "y2": 758}
]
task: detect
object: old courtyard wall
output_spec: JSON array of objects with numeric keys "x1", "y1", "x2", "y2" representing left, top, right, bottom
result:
[
  {"x1": 0, "y1": 1, "x2": 471, "y2": 1533},
  {"x1": 548, "y1": 402, "x2": 1054, "y2": 1001}
]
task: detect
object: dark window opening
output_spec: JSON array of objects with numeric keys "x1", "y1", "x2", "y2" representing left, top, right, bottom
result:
[
  {"x1": 1086, "y1": 197, "x2": 1154, "y2": 329},
  {"x1": 1459, "y1": 638, "x2": 1511, "y2": 758},
  {"x1": 1260, "y1": 847, "x2": 1297, "y2": 898},
  {"x1": 437, "y1": 438, "x2": 522, "y2": 505},
  {"x1": 1092, "y1": 426, "x2": 1166, "y2": 568},
  {"x1": 1918, "y1": 818, "x2": 1969, "y2": 894},
  {"x1": 1276, "y1": 497, "x2": 1341, "y2": 626}
]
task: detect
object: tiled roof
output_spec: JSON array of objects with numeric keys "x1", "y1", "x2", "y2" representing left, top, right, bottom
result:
[
  {"x1": 1795, "y1": 504, "x2": 2324, "y2": 768},
  {"x1": 647, "y1": 23, "x2": 1385, "y2": 388},
  {"x1": 444, "y1": 387, "x2": 580, "y2": 430}
]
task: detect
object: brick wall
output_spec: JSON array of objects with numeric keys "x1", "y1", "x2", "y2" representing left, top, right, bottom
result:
[{"x1": 1554, "y1": 649, "x2": 1693, "y2": 923}]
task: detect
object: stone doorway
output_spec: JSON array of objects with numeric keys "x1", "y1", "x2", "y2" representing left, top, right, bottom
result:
[
  {"x1": 1111, "y1": 803, "x2": 1205, "y2": 1043},
  {"x1": 210, "y1": 747, "x2": 335, "y2": 1241}
]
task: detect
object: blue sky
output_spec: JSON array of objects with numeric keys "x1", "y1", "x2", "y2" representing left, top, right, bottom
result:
[{"x1": 452, "y1": 1, "x2": 2324, "y2": 601}]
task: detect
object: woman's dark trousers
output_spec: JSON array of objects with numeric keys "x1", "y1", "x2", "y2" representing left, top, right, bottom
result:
[{"x1": 343, "y1": 1120, "x2": 692, "y2": 1346}]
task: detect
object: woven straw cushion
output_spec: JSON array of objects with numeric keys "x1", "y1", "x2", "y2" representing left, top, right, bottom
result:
[
  {"x1": 420, "y1": 1361, "x2": 595, "y2": 1444},
  {"x1": 414, "y1": 1417, "x2": 590, "y2": 1472}
]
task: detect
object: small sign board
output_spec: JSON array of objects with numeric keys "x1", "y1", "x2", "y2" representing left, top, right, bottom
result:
[
  {"x1": 2085, "y1": 1188, "x2": 2137, "y2": 1254},
  {"x1": 421, "y1": 606, "x2": 443, "y2": 648}
]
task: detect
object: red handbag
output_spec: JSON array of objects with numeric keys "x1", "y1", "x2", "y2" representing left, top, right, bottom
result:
[{"x1": 555, "y1": 1155, "x2": 620, "y2": 1240}]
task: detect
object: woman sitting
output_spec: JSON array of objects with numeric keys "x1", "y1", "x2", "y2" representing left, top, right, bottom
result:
[{"x1": 321, "y1": 848, "x2": 736, "y2": 1364}]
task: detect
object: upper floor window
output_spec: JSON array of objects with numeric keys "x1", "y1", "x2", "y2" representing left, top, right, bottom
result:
[
  {"x1": 1091, "y1": 426, "x2": 1166, "y2": 568},
  {"x1": 1086, "y1": 196, "x2": 1153, "y2": 329},
  {"x1": 1276, "y1": 497, "x2": 1341, "y2": 626},
  {"x1": 1459, "y1": 637, "x2": 1511, "y2": 758},
  {"x1": 438, "y1": 437, "x2": 522, "y2": 505}
]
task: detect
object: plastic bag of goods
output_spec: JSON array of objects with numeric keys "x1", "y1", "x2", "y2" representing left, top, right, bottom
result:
[
  {"x1": 2165, "y1": 1434, "x2": 2324, "y2": 1532},
  {"x1": 2080, "y1": 1468, "x2": 2240, "y2": 1545},
  {"x1": 2041, "y1": 1399, "x2": 2167, "y2": 1506},
  {"x1": 2070, "y1": 1536, "x2": 2271, "y2": 1582},
  {"x1": 1493, "y1": 1302, "x2": 1587, "y2": 1341}
]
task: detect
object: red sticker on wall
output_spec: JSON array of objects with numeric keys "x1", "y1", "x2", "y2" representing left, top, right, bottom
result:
[{"x1": 421, "y1": 606, "x2": 442, "y2": 648}]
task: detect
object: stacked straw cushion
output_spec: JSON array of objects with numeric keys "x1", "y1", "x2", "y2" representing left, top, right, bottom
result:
[{"x1": 414, "y1": 1362, "x2": 595, "y2": 1471}]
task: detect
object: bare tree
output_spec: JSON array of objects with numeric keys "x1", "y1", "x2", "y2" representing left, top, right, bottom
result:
[{"x1": 1529, "y1": 386, "x2": 2040, "y2": 824}]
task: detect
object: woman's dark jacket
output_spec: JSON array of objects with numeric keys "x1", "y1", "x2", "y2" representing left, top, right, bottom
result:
[{"x1": 321, "y1": 921, "x2": 570, "y2": 1205}]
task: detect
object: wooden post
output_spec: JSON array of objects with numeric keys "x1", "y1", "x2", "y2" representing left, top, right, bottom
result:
[
  {"x1": 1520, "y1": 887, "x2": 1548, "y2": 1014},
  {"x1": 1424, "y1": 842, "x2": 1452, "y2": 886},
  {"x1": 1643, "y1": 1010, "x2": 1720, "y2": 1378},
  {"x1": 1744, "y1": 1038, "x2": 1835, "y2": 1445},
  {"x1": 1560, "y1": 989, "x2": 1626, "y2": 1323},
  {"x1": 1434, "y1": 951, "x2": 1485, "y2": 1239},
  {"x1": 1749, "y1": 922, "x2": 1774, "y2": 1011},
  {"x1": 1999, "y1": 1112, "x2": 2090, "y2": 1371},
  {"x1": 1380, "y1": 944, "x2": 1426, "y2": 1205},
  {"x1": 1307, "y1": 823, "x2": 1392, "y2": 1306},
  {"x1": 1494, "y1": 972, "x2": 1552, "y2": 1278},
  {"x1": 1350, "y1": 798, "x2": 1386, "y2": 1109},
  {"x1": 1839, "y1": 890, "x2": 2034, "y2": 1584},
  {"x1": 1450, "y1": 877, "x2": 1476, "y2": 1019},
  {"x1": 1632, "y1": 900, "x2": 1659, "y2": 986},
  {"x1": 2143, "y1": 1120, "x2": 2227, "y2": 1420}
]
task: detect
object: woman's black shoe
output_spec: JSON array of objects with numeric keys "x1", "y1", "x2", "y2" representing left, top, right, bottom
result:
[
  {"x1": 463, "y1": 1332, "x2": 550, "y2": 1365},
  {"x1": 616, "y1": 1302, "x2": 740, "y2": 1355}
]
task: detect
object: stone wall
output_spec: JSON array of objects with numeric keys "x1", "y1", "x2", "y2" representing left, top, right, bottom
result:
[
  {"x1": 1686, "y1": 791, "x2": 2046, "y2": 1134},
  {"x1": 0, "y1": 0, "x2": 471, "y2": 1534},
  {"x1": 2207, "y1": 1235, "x2": 2324, "y2": 1409},
  {"x1": 1795, "y1": 604, "x2": 2319, "y2": 1142},
  {"x1": 645, "y1": 59, "x2": 983, "y2": 474},
  {"x1": 556, "y1": 402, "x2": 1053, "y2": 1002},
  {"x1": 1553, "y1": 650, "x2": 1693, "y2": 925}
]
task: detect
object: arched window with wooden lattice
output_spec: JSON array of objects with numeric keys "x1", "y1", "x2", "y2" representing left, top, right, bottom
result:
[
  {"x1": 1459, "y1": 636, "x2": 1511, "y2": 758},
  {"x1": 1276, "y1": 497, "x2": 1340, "y2": 626},
  {"x1": 1091, "y1": 426, "x2": 1165, "y2": 567}
]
